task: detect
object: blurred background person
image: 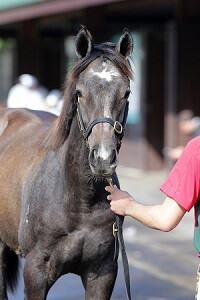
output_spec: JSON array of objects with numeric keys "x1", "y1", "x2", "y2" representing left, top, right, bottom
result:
[
  {"x1": 7, "y1": 74, "x2": 47, "y2": 111},
  {"x1": 168, "y1": 110, "x2": 200, "y2": 161},
  {"x1": 45, "y1": 89, "x2": 62, "y2": 116}
]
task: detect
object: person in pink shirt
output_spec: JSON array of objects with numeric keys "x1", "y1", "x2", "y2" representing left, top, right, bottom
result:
[{"x1": 105, "y1": 136, "x2": 200, "y2": 299}]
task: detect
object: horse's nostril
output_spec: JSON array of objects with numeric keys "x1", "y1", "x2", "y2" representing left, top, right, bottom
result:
[
  {"x1": 90, "y1": 148, "x2": 98, "y2": 165},
  {"x1": 89, "y1": 145, "x2": 117, "y2": 176},
  {"x1": 110, "y1": 150, "x2": 117, "y2": 165},
  {"x1": 91, "y1": 148, "x2": 97, "y2": 160},
  {"x1": 89, "y1": 145, "x2": 117, "y2": 173}
]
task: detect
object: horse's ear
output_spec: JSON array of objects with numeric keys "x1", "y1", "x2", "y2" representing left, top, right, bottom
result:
[
  {"x1": 116, "y1": 28, "x2": 133, "y2": 58},
  {"x1": 75, "y1": 26, "x2": 93, "y2": 59}
]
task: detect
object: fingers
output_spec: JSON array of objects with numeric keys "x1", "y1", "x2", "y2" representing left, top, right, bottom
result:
[
  {"x1": 105, "y1": 185, "x2": 118, "y2": 201},
  {"x1": 105, "y1": 185, "x2": 118, "y2": 193},
  {"x1": 107, "y1": 195, "x2": 111, "y2": 201}
]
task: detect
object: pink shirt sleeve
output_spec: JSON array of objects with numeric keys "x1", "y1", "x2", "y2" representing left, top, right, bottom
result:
[{"x1": 160, "y1": 137, "x2": 200, "y2": 212}]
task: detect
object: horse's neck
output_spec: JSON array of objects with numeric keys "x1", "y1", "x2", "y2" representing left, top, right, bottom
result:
[
  {"x1": 65, "y1": 118, "x2": 89, "y2": 172},
  {"x1": 60, "y1": 118, "x2": 95, "y2": 198},
  {"x1": 48, "y1": 118, "x2": 108, "y2": 213}
]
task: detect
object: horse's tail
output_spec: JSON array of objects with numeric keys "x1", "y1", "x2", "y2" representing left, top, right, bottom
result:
[{"x1": 3, "y1": 245, "x2": 19, "y2": 293}]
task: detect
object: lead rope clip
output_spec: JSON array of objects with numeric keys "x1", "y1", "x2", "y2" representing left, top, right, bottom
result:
[{"x1": 113, "y1": 222, "x2": 118, "y2": 237}]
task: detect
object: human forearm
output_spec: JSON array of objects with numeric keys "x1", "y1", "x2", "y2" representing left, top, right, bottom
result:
[
  {"x1": 106, "y1": 186, "x2": 186, "y2": 232},
  {"x1": 125, "y1": 201, "x2": 169, "y2": 231}
]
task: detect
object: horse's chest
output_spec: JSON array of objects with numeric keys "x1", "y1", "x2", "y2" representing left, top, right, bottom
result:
[
  {"x1": 64, "y1": 207, "x2": 114, "y2": 259},
  {"x1": 58, "y1": 222, "x2": 114, "y2": 274},
  {"x1": 73, "y1": 223, "x2": 113, "y2": 255},
  {"x1": 64, "y1": 231, "x2": 113, "y2": 274}
]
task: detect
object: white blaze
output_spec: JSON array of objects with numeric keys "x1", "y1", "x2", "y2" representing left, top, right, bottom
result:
[
  {"x1": 90, "y1": 67, "x2": 119, "y2": 82},
  {"x1": 90, "y1": 66, "x2": 120, "y2": 116},
  {"x1": 98, "y1": 144, "x2": 110, "y2": 160},
  {"x1": 25, "y1": 205, "x2": 30, "y2": 224}
]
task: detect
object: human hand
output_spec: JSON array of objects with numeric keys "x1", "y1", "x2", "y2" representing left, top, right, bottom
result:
[{"x1": 105, "y1": 185, "x2": 133, "y2": 216}]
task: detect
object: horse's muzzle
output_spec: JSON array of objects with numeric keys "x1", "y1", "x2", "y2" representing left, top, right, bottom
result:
[{"x1": 89, "y1": 144, "x2": 117, "y2": 177}]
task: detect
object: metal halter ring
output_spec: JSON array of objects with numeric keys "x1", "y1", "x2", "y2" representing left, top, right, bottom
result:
[
  {"x1": 113, "y1": 222, "x2": 118, "y2": 237},
  {"x1": 114, "y1": 121, "x2": 123, "y2": 134}
]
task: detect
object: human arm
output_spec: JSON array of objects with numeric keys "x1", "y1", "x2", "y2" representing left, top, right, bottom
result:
[{"x1": 105, "y1": 185, "x2": 186, "y2": 232}]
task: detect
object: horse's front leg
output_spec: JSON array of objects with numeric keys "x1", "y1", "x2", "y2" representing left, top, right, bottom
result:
[
  {"x1": 81, "y1": 260, "x2": 118, "y2": 300},
  {"x1": 24, "y1": 250, "x2": 51, "y2": 300}
]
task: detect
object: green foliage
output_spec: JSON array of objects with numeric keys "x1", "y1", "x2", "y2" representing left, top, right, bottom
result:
[{"x1": 0, "y1": 38, "x2": 15, "y2": 50}]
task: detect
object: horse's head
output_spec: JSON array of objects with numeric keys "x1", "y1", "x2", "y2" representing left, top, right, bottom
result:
[{"x1": 74, "y1": 27, "x2": 133, "y2": 177}]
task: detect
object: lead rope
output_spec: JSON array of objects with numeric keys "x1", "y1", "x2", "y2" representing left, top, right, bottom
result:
[{"x1": 106, "y1": 177, "x2": 132, "y2": 300}]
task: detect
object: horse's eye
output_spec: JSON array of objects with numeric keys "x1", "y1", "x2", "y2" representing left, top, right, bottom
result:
[{"x1": 124, "y1": 90, "x2": 131, "y2": 99}]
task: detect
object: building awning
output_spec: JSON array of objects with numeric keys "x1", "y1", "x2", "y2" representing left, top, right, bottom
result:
[
  {"x1": 0, "y1": 0, "x2": 44, "y2": 11},
  {"x1": 0, "y1": 0, "x2": 123, "y2": 25}
]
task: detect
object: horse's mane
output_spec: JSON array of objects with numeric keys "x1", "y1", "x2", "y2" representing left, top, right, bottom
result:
[{"x1": 43, "y1": 42, "x2": 133, "y2": 150}]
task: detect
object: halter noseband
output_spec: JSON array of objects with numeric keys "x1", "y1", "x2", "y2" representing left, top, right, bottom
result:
[{"x1": 76, "y1": 99, "x2": 129, "y2": 150}]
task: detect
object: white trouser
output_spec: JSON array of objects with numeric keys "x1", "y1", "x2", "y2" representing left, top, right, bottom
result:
[{"x1": 195, "y1": 264, "x2": 200, "y2": 300}]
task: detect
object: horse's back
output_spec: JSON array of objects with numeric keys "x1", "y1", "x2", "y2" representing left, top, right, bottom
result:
[
  {"x1": 0, "y1": 108, "x2": 56, "y2": 252},
  {"x1": 0, "y1": 107, "x2": 57, "y2": 180},
  {"x1": 0, "y1": 108, "x2": 57, "y2": 151},
  {"x1": 0, "y1": 108, "x2": 56, "y2": 135}
]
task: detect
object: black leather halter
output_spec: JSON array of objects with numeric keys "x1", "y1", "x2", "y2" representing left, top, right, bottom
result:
[{"x1": 76, "y1": 100, "x2": 129, "y2": 150}]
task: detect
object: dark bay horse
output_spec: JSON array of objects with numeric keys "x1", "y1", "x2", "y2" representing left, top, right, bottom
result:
[{"x1": 0, "y1": 27, "x2": 133, "y2": 299}]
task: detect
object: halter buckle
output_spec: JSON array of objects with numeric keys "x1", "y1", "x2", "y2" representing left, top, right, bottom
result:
[
  {"x1": 113, "y1": 222, "x2": 118, "y2": 237},
  {"x1": 114, "y1": 121, "x2": 123, "y2": 134}
]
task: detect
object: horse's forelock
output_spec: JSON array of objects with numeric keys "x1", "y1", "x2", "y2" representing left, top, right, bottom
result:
[{"x1": 67, "y1": 42, "x2": 133, "y2": 84}]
